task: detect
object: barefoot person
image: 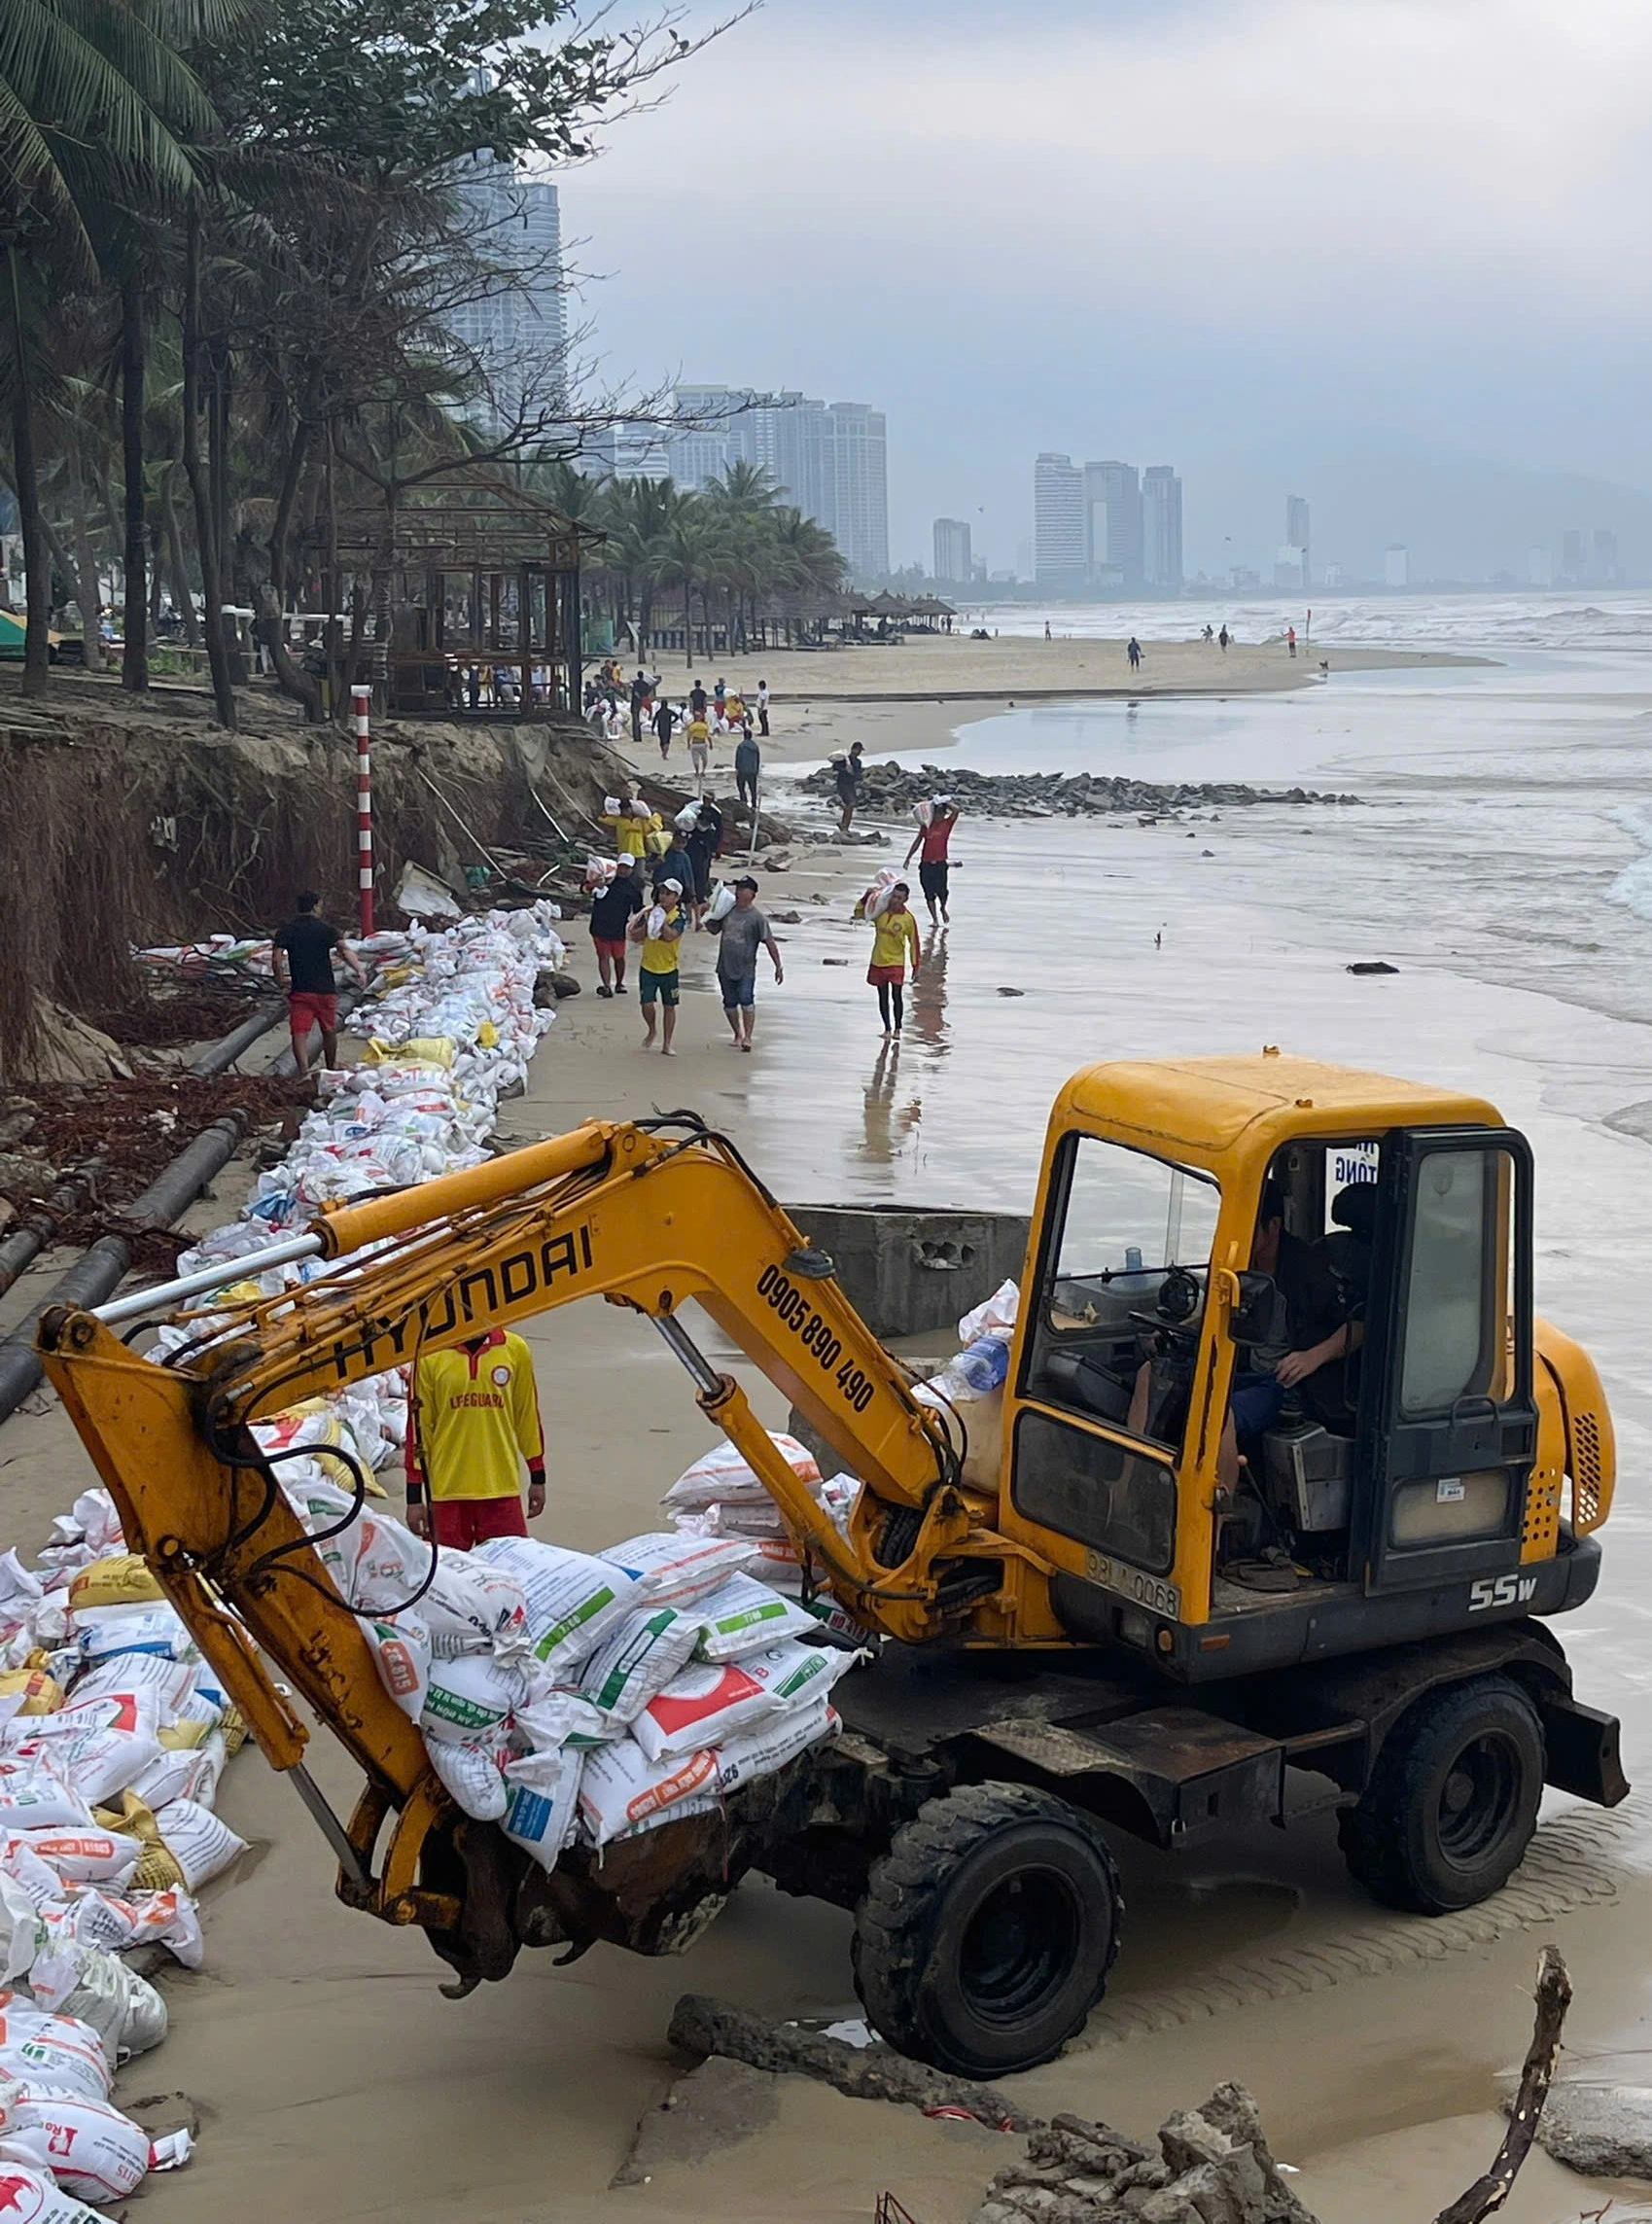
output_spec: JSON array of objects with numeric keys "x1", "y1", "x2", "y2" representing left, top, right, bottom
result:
[
  {"x1": 865, "y1": 880, "x2": 920, "y2": 1037},
  {"x1": 588, "y1": 855, "x2": 644, "y2": 998},
  {"x1": 834, "y1": 741, "x2": 865, "y2": 833},
  {"x1": 632, "y1": 877, "x2": 685, "y2": 1054},
  {"x1": 710, "y1": 876, "x2": 782, "y2": 1051},
  {"x1": 272, "y1": 891, "x2": 368, "y2": 1078},
  {"x1": 903, "y1": 796, "x2": 959, "y2": 925}
]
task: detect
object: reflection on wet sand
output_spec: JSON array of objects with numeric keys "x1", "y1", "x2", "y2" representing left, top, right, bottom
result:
[
  {"x1": 905, "y1": 925, "x2": 950, "y2": 1053},
  {"x1": 859, "y1": 1040, "x2": 923, "y2": 1163}
]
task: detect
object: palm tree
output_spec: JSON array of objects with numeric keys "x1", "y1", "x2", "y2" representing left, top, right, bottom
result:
[
  {"x1": 0, "y1": 0, "x2": 225, "y2": 689},
  {"x1": 650, "y1": 500, "x2": 719, "y2": 671}
]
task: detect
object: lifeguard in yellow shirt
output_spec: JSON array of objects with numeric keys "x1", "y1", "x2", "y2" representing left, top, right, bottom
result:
[{"x1": 404, "y1": 1328, "x2": 546, "y2": 1551}]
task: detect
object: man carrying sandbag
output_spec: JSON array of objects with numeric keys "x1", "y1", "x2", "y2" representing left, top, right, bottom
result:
[{"x1": 404, "y1": 1330, "x2": 547, "y2": 1550}]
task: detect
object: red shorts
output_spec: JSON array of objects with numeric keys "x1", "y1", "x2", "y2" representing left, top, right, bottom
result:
[
  {"x1": 590, "y1": 935, "x2": 627, "y2": 962},
  {"x1": 431, "y1": 1496, "x2": 528, "y2": 1552},
  {"x1": 866, "y1": 964, "x2": 906, "y2": 986},
  {"x1": 288, "y1": 989, "x2": 338, "y2": 1039}
]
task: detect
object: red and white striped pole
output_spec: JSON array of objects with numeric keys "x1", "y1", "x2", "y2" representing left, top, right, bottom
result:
[{"x1": 351, "y1": 684, "x2": 374, "y2": 935}]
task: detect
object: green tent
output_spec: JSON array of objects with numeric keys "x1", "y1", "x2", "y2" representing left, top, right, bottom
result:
[{"x1": 0, "y1": 609, "x2": 23, "y2": 659}]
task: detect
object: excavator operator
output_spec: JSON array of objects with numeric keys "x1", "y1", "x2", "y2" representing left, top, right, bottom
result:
[{"x1": 1216, "y1": 1177, "x2": 1361, "y2": 1489}]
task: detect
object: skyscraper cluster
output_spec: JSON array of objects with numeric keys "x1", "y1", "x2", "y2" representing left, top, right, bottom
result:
[
  {"x1": 587, "y1": 387, "x2": 890, "y2": 582},
  {"x1": 1033, "y1": 455, "x2": 1182, "y2": 593},
  {"x1": 447, "y1": 158, "x2": 567, "y2": 433}
]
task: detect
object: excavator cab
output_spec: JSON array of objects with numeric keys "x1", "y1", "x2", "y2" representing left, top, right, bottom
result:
[{"x1": 1001, "y1": 1054, "x2": 1611, "y2": 1680}]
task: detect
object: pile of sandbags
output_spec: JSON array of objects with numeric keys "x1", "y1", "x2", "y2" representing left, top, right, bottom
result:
[
  {"x1": 659, "y1": 1433, "x2": 861, "y2": 1607},
  {"x1": 280, "y1": 1430, "x2": 865, "y2": 1872},
  {"x1": 0, "y1": 1493, "x2": 259, "y2": 2212}
]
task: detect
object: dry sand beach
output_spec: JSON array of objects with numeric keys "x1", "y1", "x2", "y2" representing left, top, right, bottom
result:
[{"x1": 8, "y1": 626, "x2": 1652, "y2": 2224}]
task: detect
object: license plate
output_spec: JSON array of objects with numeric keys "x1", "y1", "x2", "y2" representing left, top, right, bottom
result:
[{"x1": 1082, "y1": 1551, "x2": 1180, "y2": 1620}]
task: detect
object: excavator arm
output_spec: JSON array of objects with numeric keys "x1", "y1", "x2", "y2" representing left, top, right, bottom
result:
[{"x1": 35, "y1": 1116, "x2": 1046, "y2": 1975}]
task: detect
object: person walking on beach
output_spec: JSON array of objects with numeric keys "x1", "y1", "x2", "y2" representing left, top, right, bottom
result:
[
  {"x1": 404, "y1": 1327, "x2": 546, "y2": 1550},
  {"x1": 735, "y1": 724, "x2": 761, "y2": 814},
  {"x1": 656, "y1": 824, "x2": 699, "y2": 926},
  {"x1": 272, "y1": 891, "x2": 369, "y2": 1080},
  {"x1": 588, "y1": 855, "x2": 645, "y2": 999},
  {"x1": 685, "y1": 799, "x2": 723, "y2": 917},
  {"x1": 904, "y1": 798, "x2": 959, "y2": 925},
  {"x1": 1203, "y1": 622, "x2": 1214, "y2": 643},
  {"x1": 710, "y1": 877, "x2": 783, "y2": 1051},
  {"x1": 713, "y1": 677, "x2": 726, "y2": 725},
  {"x1": 632, "y1": 878, "x2": 685, "y2": 1054},
  {"x1": 653, "y1": 696, "x2": 679, "y2": 760},
  {"x1": 601, "y1": 787, "x2": 652, "y2": 869},
  {"x1": 835, "y1": 740, "x2": 865, "y2": 833},
  {"x1": 1218, "y1": 623, "x2": 1230, "y2": 652},
  {"x1": 689, "y1": 679, "x2": 707, "y2": 721},
  {"x1": 1127, "y1": 636, "x2": 1142, "y2": 671},
  {"x1": 630, "y1": 669, "x2": 650, "y2": 744},
  {"x1": 757, "y1": 681, "x2": 770, "y2": 737},
  {"x1": 864, "y1": 880, "x2": 921, "y2": 1037},
  {"x1": 686, "y1": 708, "x2": 712, "y2": 789},
  {"x1": 1286, "y1": 625, "x2": 1297, "y2": 657}
]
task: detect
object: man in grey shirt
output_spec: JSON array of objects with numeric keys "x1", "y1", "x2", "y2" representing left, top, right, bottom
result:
[{"x1": 709, "y1": 876, "x2": 783, "y2": 1051}]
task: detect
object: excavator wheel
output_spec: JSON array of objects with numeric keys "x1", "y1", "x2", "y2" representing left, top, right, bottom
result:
[
  {"x1": 851, "y1": 1783, "x2": 1122, "y2": 2077},
  {"x1": 1337, "y1": 1674, "x2": 1544, "y2": 1916}
]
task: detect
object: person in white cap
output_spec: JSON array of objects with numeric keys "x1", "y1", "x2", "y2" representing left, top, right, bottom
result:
[
  {"x1": 904, "y1": 795, "x2": 959, "y2": 924},
  {"x1": 630, "y1": 876, "x2": 685, "y2": 1054}
]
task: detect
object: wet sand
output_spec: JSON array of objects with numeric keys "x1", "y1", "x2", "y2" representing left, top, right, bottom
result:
[{"x1": 7, "y1": 684, "x2": 1652, "y2": 2219}]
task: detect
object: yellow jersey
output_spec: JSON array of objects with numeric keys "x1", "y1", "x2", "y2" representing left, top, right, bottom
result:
[
  {"x1": 869, "y1": 906, "x2": 919, "y2": 971},
  {"x1": 602, "y1": 811, "x2": 649, "y2": 861},
  {"x1": 640, "y1": 901, "x2": 685, "y2": 973},
  {"x1": 406, "y1": 1330, "x2": 545, "y2": 1502},
  {"x1": 686, "y1": 718, "x2": 711, "y2": 750}
]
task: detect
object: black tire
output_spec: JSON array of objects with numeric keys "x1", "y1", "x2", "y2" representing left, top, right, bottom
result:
[
  {"x1": 851, "y1": 1783, "x2": 1122, "y2": 2077},
  {"x1": 1338, "y1": 1675, "x2": 1544, "y2": 1916}
]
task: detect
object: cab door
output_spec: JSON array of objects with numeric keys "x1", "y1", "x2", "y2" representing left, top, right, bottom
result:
[{"x1": 1357, "y1": 1127, "x2": 1536, "y2": 1593}]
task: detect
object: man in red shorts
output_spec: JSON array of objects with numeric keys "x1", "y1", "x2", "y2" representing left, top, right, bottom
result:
[
  {"x1": 587, "y1": 853, "x2": 645, "y2": 998},
  {"x1": 404, "y1": 1327, "x2": 546, "y2": 1551},
  {"x1": 271, "y1": 891, "x2": 368, "y2": 1077}
]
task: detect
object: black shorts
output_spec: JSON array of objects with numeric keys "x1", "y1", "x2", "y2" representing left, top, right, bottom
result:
[{"x1": 919, "y1": 860, "x2": 949, "y2": 901}]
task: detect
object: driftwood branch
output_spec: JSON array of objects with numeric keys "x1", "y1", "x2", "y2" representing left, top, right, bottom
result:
[
  {"x1": 667, "y1": 1993, "x2": 1039, "y2": 2133},
  {"x1": 1435, "y1": 1945, "x2": 1572, "y2": 2224}
]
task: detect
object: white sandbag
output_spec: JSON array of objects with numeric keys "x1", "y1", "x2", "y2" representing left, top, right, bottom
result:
[
  {"x1": 7, "y1": 1690, "x2": 159, "y2": 1747},
  {"x1": 0, "y1": 1556, "x2": 44, "y2": 1634},
  {"x1": 27, "y1": 1941, "x2": 168, "y2": 2059},
  {"x1": 471, "y1": 1537, "x2": 641, "y2": 1679},
  {"x1": 0, "y1": 1878, "x2": 44, "y2": 1988},
  {"x1": 714, "y1": 1701, "x2": 837, "y2": 1794},
  {"x1": 420, "y1": 1652, "x2": 528, "y2": 1746},
  {"x1": 358, "y1": 1613, "x2": 431, "y2": 1723},
  {"x1": 580, "y1": 1608, "x2": 701, "y2": 1731},
  {"x1": 125, "y1": 1749, "x2": 193, "y2": 1813},
  {"x1": 632, "y1": 1641, "x2": 856, "y2": 1764},
  {"x1": 150, "y1": 1800, "x2": 247, "y2": 1891},
  {"x1": 0, "y1": 2159, "x2": 122, "y2": 2222},
  {"x1": 958, "y1": 1278, "x2": 1019, "y2": 1346},
  {"x1": 8, "y1": 1728, "x2": 159, "y2": 1813},
  {"x1": 913, "y1": 798, "x2": 933, "y2": 827},
  {"x1": 0, "y1": 1759, "x2": 94, "y2": 1835},
  {"x1": 510, "y1": 1689, "x2": 607, "y2": 1755},
  {"x1": 64, "y1": 1655, "x2": 195, "y2": 1722},
  {"x1": 577, "y1": 1740, "x2": 720, "y2": 1849},
  {"x1": 863, "y1": 866, "x2": 900, "y2": 919},
  {"x1": 661, "y1": 1432, "x2": 823, "y2": 1513},
  {"x1": 0, "y1": 1837, "x2": 61, "y2": 1912},
  {"x1": 705, "y1": 882, "x2": 736, "y2": 925},
  {"x1": 39, "y1": 1886, "x2": 202, "y2": 1970},
  {"x1": 0, "y1": 2089, "x2": 152, "y2": 2204},
  {"x1": 693, "y1": 1576, "x2": 821, "y2": 1662},
  {"x1": 424, "y1": 1735, "x2": 510, "y2": 1823},
  {"x1": 0, "y1": 1998, "x2": 110, "y2": 2104},
  {"x1": 420, "y1": 1557, "x2": 529, "y2": 1661},
  {"x1": 349, "y1": 1513, "x2": 435, "y2": 1615},
  {"x1": 601, "y1": 1533, "x2": 756, "y2": 1610},
  {"x1": 501, "y1": 1747, "x2": 582, "y2": 1870},
  {"x1": 70, "y1": 1603, "x2": 191, "y2": 1664},
  {"x1": 9, "y1": 1833, "x2": 137, "y2": 1890}
]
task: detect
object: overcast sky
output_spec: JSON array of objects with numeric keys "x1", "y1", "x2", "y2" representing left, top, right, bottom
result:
[{"x1": 566, "y1": 0, "x2": 1652, "y2": 576}]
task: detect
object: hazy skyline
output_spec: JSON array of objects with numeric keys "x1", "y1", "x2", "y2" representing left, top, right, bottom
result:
[{"x1": 567, "y1": 0, "x2": 1652, "y2": 579}]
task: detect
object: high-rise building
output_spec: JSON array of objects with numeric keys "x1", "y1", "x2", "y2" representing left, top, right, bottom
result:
[
  {"x1": 1384, "y1": 544, "x2": 1411, "y2": 588},
  {"x1": 1285, "y1": 495, "x2": 1311, "y2": 587},
  {"x1": 447, "y1": 159, "x2": 566, "y2": 430},
  {"x1": 932, "y1": 518, "x2": 972, "y2": 584},
  {"x1": 1034, "y1": 453, "x2": 1085, "y2": 588},
  {"x1": 659, "y1": 386, "x2": 887, "y2": 578},
  {"x1": 1593, "y1": 528, "x2": 1620, "y2": 585},
  {"x1": 1083, "y1": 461, "x2": 1142, "y2": 589},
  {"x1": 1142, "y1": 467, "x2": 1183, "y2": 592},
  {"x1": 826, "y1": 403, "x2": 889, "y2": 579},
  {"x1": 1561, "y1": 529, "x2": 1586, "y2": 584},
  {"x1": 1273, "y1": 547, "x2": 1306, "y2": 591}
]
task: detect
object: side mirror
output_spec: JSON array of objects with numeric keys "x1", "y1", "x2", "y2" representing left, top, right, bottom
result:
[{"x1": 1228, "y1": 1271, "x2": 1288, "y2": 1348}]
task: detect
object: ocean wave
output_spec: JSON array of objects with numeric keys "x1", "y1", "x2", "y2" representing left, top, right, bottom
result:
[
  {"x1": 975, "y1": 590, "x2": 1652, "y2": 655},
  {"x1": 1605, "y1": 804, "x2": 1652, "y2": 924}
]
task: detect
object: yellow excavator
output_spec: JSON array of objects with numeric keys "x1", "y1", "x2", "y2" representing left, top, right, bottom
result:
[{"x1": 37, "y1": 1053, "x2": 1626, "y2": 2076}]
